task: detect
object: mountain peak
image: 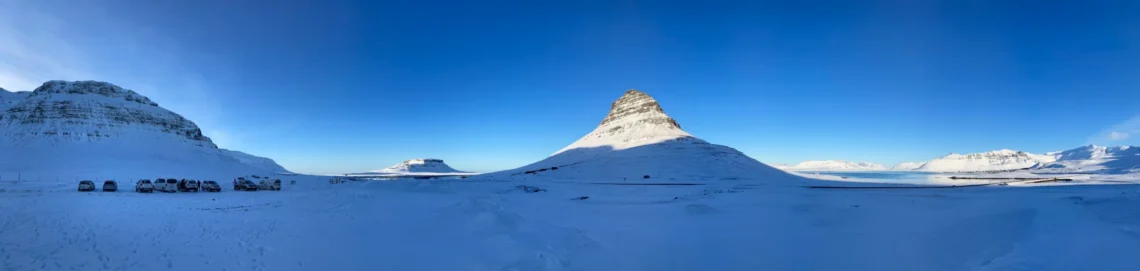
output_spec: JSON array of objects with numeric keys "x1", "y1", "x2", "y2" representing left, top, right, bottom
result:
[
  {"x1": 555, "y1": 89, "x2": 696, "y2": 154},
  {"x1": 32, "y1": 80, "x2": 157, "y2": 106}
]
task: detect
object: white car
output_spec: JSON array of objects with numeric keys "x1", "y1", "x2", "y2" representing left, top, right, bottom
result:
[
  {"x1": 78, "y1": 180, "x2": 96, "y2": 192},
  {"x1": 135, "y1": 179, "x2": 154, "y2": 193},
  {"x1": 155, "y1": 178, "x2": 177, "y2": 193},
  {"x1": 259, "y1": 179, "x2": 281, "y2": 191}
]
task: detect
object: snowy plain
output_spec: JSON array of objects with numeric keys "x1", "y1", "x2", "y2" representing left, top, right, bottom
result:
[{"x1": 3, "y1": 175, "x2": 1140, "y2": 271}]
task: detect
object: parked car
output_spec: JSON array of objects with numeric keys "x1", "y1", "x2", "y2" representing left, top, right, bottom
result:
[
  {"x1": 155, "y1": 178, "x2": 177, "y2": 193},
  {"x1": 78, "y1": 180, "x2": 95, "y2": 192},
  {"x1": 201, "y1": 180, "x2": 221, "y2": 192},
  {"x1": 102, "y1": 180, "x2": 117, "y2": 192},
  {"x1": 135, "y1": 179, "x2": 154, "y2": 193},
  {"x1": 234, "y1": 179, "x2": 259, "y2": 191},
  {"x1": 259, "y1": 179, "x2": 282, "y2": 191},
  {"x1": 178, "y1": 179, "x2": 200, "y2": 192}
]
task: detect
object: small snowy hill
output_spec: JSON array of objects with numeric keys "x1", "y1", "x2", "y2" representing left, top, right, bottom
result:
[
  {"x1": 781, "y1": 160, "x2": 886, "y2": 171},
  {"x1": 367, "y1": 159, "x2": 473, "y2": 175},
  {"x1": 891, "y1": 161, "x2": 926, "y2": 171},
  {"x1": 1033, "y1": 145, "x2": 1140, "y2": 174},
  {"x1": 0, "y1": 80, "x2": 289, "y2": 180},
  {"x1": 914, "y1": 149, "x2": 1055, "y2": 172},
  {"x1": 478, "y1": 89, "x2": 798, "y2": 183},
  {"x1": 0, "y1": 87, "x2": 28, "y2": 111}
]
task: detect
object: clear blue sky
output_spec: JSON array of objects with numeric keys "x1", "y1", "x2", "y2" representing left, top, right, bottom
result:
[{"x1": 2, "y1": 0, "x2": 1139, "y2": 173}]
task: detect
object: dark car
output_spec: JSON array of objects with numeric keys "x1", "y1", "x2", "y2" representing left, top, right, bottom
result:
[
  {"x1": 78, "y1": 180, "x2": 96, "y2": 192},
  {"x1": 234, "y1": 179, "x2": 259, "y2": 191},
  {"x1": 201, "y1": 180, "x2": 221, "y2": 192},
  {"x1": 178, "y1": 179, "x2": 200, "y2": 192},
  {"x1": 102, "y1": 180, "x2": 117, "y2": 192}
]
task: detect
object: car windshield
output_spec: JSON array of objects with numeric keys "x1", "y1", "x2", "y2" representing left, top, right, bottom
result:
[{"x1": 142, "y1": 180, "x2": 151, "y2": 183}]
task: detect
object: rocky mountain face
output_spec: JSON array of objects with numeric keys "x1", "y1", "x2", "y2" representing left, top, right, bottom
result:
[
  {"x1": 0, "y1": 80, "x2": 287, "y2": 179},
  {"x1": 481, "y1": 89, "x2": 798, "y2": 183},
  {"x1": 554, "y1": 89, "x2": 699, "y2": 155},
  {"x1": 782, "y1": 160, "x2": 887, "y2": 171},
  {"x1": 0, "y1": 80, "x2": 213, "y2": 147},
  {"x1": 915, "y1": 149, "x2": 1056, "y2": 172},
  {"x1": 372, "y1": 159, "x2": 468, "y2": 174}
]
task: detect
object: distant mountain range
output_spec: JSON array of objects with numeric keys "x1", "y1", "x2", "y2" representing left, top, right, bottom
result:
[
  {"x1": 776, "y1": 160, "x2": 886, "y2": 171},
  {"x1": 891, "y1": 145, "x2": 1139, "y2": 174}
]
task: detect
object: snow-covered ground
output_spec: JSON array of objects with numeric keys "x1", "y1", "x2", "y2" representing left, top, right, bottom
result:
[{"x1": 3, "y1": 176, "x2": 1139, "y2": 270}]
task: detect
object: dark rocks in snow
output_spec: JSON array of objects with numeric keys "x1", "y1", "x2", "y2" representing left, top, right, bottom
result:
[
  {"x1": 643, "y1": 175, "x2": 651, "y2": 179},
  {"x1": 571, "y1": 196, "x2": 589, "y2": 200},
  {"x1": 516, "y1": 185, "x2": 545, "y2": 193}
]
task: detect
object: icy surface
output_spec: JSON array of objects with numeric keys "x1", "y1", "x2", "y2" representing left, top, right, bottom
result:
[
  {"x1": 782, "y1": 160, "x2": 887, "y2": 171},
  {"x1": 2, "y1": 176, "x2": 1139, "y2": 270}
]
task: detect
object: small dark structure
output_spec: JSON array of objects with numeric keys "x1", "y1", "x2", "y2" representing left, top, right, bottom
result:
[{"x1": 643, "y1": 175, "x2": 651, "y2": 179}]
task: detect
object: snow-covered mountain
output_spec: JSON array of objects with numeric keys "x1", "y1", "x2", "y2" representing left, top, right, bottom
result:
[
  {"x1": 0, "y1": 87, "x2": 29, "y2": 111},
  {"x1": 781, "y1": 160, "x2": 886, "y2": 171},
  {"x1": 368, "y1": 159, "x2": 472, "y2": 175},
  {"x1": 479, "y1": 89, "x2": 797, "y2": 183},
  {"x1": 891, "y1": 162, "x2": 926, "y2": 171},
  {"x1": 1033, "y1": 145, "x2": 1140, "y2": 174},
  {"x1": 0, "y1": 80, "x2": 288, "y2": 180},
  {"x1": 914, "y1": 149, "x2": 1056, "y2": 172}
]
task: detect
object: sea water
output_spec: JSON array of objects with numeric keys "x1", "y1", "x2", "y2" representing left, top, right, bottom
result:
[{"x1": 798, "y1": 171, "x2": 945, "y2": 184}]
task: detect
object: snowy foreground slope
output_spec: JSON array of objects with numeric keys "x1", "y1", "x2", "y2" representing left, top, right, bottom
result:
[
  {"x1": 0, "y1": 81, "x2": 288, "y2": 180},
  {"x1": 478, "y1": 90, "x2": 796, "y2": 183},
  {"x1": 2, "y1": 177, "x2": 1138, "y2": 270},
  {"x1": 780, "y1": 160, "x2": 887, "y2": 171}
]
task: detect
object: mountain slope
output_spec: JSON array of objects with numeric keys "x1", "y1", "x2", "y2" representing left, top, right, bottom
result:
[
  {"x1": 782, "y1": 160, "x2": 886, "y2": 171},
  {"x1": 1034, "y1": 145, "x2": 1140, "y2": 174},
  {"x1": 368, "y1": 159, "x2": 472, "y2": 175},
  {"x1": 915, "y1": 149, "x2": 1055, "y2": 172},
  {"x1": 891, "y1": 162, "x2": 926, "y2": 171},
  {"x1": 0, "y1": 80, "x2": 288, "y2": 180},
  {"x1": 479, "y1": 89, "x2": 798, "y2": 183}
]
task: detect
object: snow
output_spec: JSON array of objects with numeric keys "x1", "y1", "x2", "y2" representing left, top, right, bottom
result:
[
  {"x1": 366, "y1": 158, "x2": 472, "y2": 175},
  {"x1": 3, "y1": 176, "x2": 1139, "y2": 270},
  {"x1": 781, "y1": 160, "x2": 887, "y2": 171},
  {"x1": 1032, "y1": 145, "x2": 1140, "y2": 174},
  {"x1": 478, "y1": 90, "x2": 798, "y2": 183},
  {"x1": 892, "y1": 161, "x2": 926, "y2": 171},
  {"x1": 915, "y1": 149, "x2": 1057, "y2": 172},
  {"x1": 0, "y1": 80, "x2": 289, "y2": 180}
]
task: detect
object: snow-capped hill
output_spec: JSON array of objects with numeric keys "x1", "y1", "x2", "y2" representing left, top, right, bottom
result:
[
  {"x1": 915, "y1": 149, "x2": 1056, "y2": 172},
  {"x1": 1033, "y1": 145, "x2": 1140, "y2": 174},
  {"x1": 891, "y1": 162, "x2": 926, "y2": 171},
  {"x1": 554, "y1": 89, "x2": 700, "y2": 155},
  {"x1": 371, "y1": 159, "x2": 470, "y2": 174},
  {"x1": 782, "y1": 160, "x2": 886, "y2": 171},
  {"x1": 0, "y1": 80, "x2": 288, "y2": 179},
  {"x1": 1, "y1": 80, "x2": 213, "y2": 147},
  {"x1": 479, "y1": 89, "x2": 797, "y2": 183}
]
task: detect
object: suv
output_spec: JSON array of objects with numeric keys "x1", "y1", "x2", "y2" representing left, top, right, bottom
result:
[
  {"x1": 201, "y1": 180, "x2": 221, "y2": 192},
  {"x1": 259, "y1": 179, "x2": 282, "y2": 191},
  {"x1": 178, "y1": 179, "x2": 200, "y2": 192},
  {"x1": 78, "y1": 180, "x2": 96, "y2": 192},
  {"x1": 102, "y1": 180, "x2": 117, "y2": 192},
  {"x1": 234, "y1": 179, "x2": 259, "y2": 191},
  {"x1": 155, "y1": 178, "x2": 176, "y2": 193},
  {"x1": 135, "y1": 179, "x2": 154, "y2": 193}
]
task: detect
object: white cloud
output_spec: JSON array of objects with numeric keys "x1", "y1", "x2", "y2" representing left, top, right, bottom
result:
[{"x1": 1109, "y1": 131, "x2": 1130, "y2": 141}]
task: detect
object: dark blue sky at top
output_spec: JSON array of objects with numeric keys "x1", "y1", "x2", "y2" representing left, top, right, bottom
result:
[{"x1": 20, "y1": 0, "x2": 1140, "y2": 173}]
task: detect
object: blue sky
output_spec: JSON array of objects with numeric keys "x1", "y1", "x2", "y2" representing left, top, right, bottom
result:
[{"x1": 2, "y1": 0, "x2": 1138, "y2": 173}]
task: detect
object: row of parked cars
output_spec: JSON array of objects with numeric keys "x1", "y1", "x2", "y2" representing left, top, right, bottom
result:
[
  {"x1": 79, "y1": 177, "x2": 283, "y2": 193},
  {"x1": 78, "y1": 179, "x2": 222, "y2": 192}
]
